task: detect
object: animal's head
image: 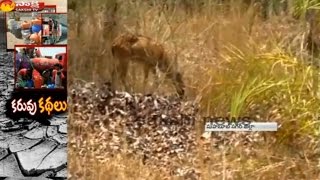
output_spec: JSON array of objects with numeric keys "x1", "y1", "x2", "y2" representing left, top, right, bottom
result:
[{"x1": 111, "y1": 33, "x2": 139, "y2": 57}]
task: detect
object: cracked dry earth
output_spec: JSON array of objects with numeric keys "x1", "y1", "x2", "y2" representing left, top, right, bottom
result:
[
  {"x1": 69, "y1": 81, "x2": 265, "y2": 179},
  {"x1": 0, "y1": 14, "x2": 67, "y2": 179}
]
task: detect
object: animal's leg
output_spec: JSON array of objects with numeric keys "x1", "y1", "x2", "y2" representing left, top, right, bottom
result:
[
  {"x1": 111, "y1": 61, "x2": 118, "y2": 90},
  {"x1": 165, "y1": 70, "x2": 185, "y2": 97},
  {"x1": 142, "y1": 64, "x2": 150, "y2": 94},
  {"x1": 153, "y1": 63, "x2": 161, "y2": 91},
  {"x1": 118, "y1": 60, "x2": 129, "y2": 91},
  {"x1": 175, "y1": 72, "x2": 185, "y2": 97},
  {"x1": 130, "y1": 63, "x2": 137, "y2": 91},
  {"x1": 158, "y1": 62, "x2": 185, "y2": 97},
  {"x1": 111, "y1": 58, "x2": 129, "y2": 91}
]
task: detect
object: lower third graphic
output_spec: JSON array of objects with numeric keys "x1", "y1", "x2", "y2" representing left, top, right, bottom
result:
[{"x1": 205, "y1": 121, "x2": 278, "y2": 132}]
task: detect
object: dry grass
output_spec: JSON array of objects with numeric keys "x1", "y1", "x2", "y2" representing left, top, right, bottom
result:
[{"x1": 68, "y1": 0, "x2": 320, "y2": 179}]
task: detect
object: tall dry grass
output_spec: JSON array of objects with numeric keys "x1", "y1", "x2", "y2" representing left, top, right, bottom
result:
[{"x1": 68, "y1": 0, "x2": 320, "y2": 179}]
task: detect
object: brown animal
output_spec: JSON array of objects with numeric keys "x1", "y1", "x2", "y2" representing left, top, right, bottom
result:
[{"x1": 111, "y1": 33, "x2": 185, "y2": 97}]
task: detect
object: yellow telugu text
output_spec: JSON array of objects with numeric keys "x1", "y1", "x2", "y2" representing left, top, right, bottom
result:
[{"x1": 38, "y1": 97, "x2": 67, "y2": 115}]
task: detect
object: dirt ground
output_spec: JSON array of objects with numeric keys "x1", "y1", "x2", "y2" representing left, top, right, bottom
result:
[{"x1": 6, "y1": 32, "x2": 24, "y2": 50}]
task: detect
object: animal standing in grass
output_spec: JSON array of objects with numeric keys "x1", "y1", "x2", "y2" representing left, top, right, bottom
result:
[{"x1": 111, "y1": 33, "x2": 185, "y2": 97}]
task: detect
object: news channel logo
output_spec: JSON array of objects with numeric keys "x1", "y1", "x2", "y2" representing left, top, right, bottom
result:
[{"x1": 0, "y1": 0, "x2": 15, "y2": 12}]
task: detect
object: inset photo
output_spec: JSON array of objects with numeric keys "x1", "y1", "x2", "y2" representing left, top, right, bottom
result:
[
  {"x1": 41, "y1": 13, "x2": 67, "y2": 45},
  {"x1": 6, "y1": 6, "x2": 56, "y2": 50},
  {"x1": 14, "y1": 45, "x2": 67, "y2": 90}
]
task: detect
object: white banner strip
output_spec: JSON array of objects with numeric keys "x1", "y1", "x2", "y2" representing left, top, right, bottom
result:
[{"x1": 204, "y1": 122, "x2": 278, "y2": 132}]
